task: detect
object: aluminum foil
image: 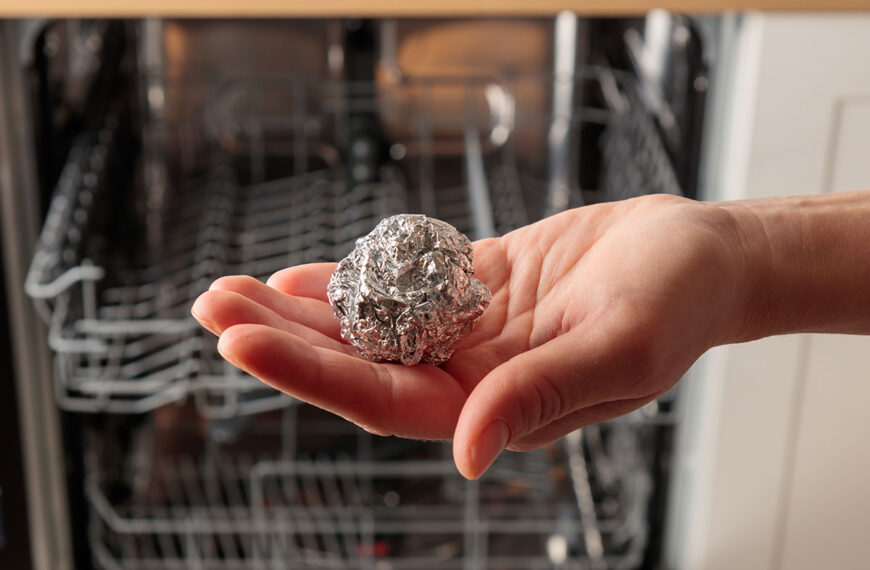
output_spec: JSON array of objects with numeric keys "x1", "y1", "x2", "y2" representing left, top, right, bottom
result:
[{"x1": 327, "y1": 214, "x2": 491, "y2": 366}]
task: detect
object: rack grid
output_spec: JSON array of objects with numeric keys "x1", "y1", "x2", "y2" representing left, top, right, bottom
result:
[
  {"x1": 25, "y1": 69, "x2": 680, "y2": 418},
  {"x1": 86, "y1": 405, "x2": 664, "y2": 570}
]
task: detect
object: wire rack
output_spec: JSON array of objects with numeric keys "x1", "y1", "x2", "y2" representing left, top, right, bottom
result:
[
  {"x1": 86, "y1": 401, "x2": 669, "y2": 570},
  {"x1": 26, "y1": 68, "x2": 684, "y2": 570},
  {"x1": 25, "y1": 69, "x2": 680, "y2": 417}
]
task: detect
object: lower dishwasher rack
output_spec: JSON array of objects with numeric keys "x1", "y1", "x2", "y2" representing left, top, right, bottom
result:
[{"x1": 86, "y1": 402, "x2": 668, "y2": 570}]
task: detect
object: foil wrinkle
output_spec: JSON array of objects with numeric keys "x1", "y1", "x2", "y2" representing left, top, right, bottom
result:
[{"x1": 327, "y1": 214, "x2": 491, "y2": 366}]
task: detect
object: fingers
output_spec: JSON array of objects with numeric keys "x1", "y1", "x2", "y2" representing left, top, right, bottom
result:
[
  {"x1": 191, "y1": 289, "x2": 352, "y2": 354},
  {"x1": 207, "y1": 275, "x2": 341, "y2": 340},
  {"x1": 192, "y1": 289, "x2": 283, "y2": 336},
  {"x1": 470, "y1": 238, "x2": 510, "y2": 292},
  {"x1": 217, "y1": 324, "x2": 467, "y2": 440},
  {"x1": 263, "y1": 244, "x2": 502, "y2": 303},
  {"x1": 452, "y1": 325, "x2": 659, "y2": 479},
  {"x1": 505, "y1": 395, "x2": 658, "y2": 452},
  {"x1": 267, "y1": 263, "x2": 337, "y2": 302}
]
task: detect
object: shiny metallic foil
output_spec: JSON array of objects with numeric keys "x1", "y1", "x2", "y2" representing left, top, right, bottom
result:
[{"x1": 327, "y1": 214, "x2": 492, "y2": 366}]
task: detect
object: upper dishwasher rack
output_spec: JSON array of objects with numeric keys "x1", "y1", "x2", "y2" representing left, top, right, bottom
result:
[{"x1": 25, "y1": 69, "x2": 681, "y2": 416}]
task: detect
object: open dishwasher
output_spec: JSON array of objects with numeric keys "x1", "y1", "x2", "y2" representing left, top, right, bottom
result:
[{"x1": 1, "y1": 15, "x2": 708, "y2": 569}]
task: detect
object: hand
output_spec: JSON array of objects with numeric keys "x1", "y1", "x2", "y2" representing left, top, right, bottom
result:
[{"x1": 191, "y1": 194, "x2": 750, "y2": 478}]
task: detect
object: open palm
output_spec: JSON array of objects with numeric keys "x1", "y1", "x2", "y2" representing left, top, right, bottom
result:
[{"x1": 192, "y1": 194, "x2": 747, "y2": 478}]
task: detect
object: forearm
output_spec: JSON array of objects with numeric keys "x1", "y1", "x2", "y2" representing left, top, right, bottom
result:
[{"x1": 719, "y1": 190, "x2": 870, "y2": 341}]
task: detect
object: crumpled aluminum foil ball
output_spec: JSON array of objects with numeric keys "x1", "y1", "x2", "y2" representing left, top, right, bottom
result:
[{"x1": 327, "y1": 214, "x2": 492, "y2": 366}]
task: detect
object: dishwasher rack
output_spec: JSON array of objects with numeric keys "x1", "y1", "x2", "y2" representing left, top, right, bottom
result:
[
  {"x1": 86, "y1": 403, "x2": 663, "y2": 570},
  {"x1": 25, "y1": 69, "x2": 681, "y2": 417}
]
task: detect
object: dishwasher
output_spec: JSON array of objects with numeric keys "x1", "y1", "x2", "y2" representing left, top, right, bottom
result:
[{"x1": 0, "y1": 14, "x2": 709, "y2": 569}]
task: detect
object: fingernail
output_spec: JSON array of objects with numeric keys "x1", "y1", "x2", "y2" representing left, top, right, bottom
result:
[
  {"x1": 216, "y1": 337, "x2": 241, "y2": 369},
  {"x1": 190, "y1": 305, "x2": 220, "y2": 336},
  {"x1": 470, "y1": 420, "x2": 510, "y2": 479}
]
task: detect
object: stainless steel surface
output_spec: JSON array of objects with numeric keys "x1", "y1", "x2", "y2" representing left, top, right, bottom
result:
[
  {"x1": 0, "y1": 20, "x2": 74, "y2": 570},
  {"x1": 327, "y1": 214, "x2": 491, "y2": 366},
  {"x1": 376, "y1": 19, "x2": 551, "y2": 171}
]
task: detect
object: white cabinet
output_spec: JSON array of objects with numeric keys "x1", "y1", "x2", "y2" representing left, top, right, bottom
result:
[{"x1": 668, "y1": 13, "x2": 870, "y2": 570}]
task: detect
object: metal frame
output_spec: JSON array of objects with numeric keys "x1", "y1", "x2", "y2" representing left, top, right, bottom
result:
[{"x1": 0, "y1": 20, "x2": 74, "y2": 570}]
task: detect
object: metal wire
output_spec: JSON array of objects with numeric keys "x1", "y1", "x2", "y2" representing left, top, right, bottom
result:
[
  {"x1": 24, "y1": 71, "x2": 680, "y2": 420},
  {"x1": 85, "y1": 402, "x2": 665, "y2": 570}
]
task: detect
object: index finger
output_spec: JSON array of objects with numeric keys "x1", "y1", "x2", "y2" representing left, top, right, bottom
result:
[
  {"x1": 267, "y1": 263, "x2": 337, "y2": 302},
  {"x1": 217, "y1": 323, "x2": 467, "y2": 440}
]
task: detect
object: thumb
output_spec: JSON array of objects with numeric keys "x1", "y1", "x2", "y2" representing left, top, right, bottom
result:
[{"x1": 452, "y1": 327, "x2": 651, "y2": 479}]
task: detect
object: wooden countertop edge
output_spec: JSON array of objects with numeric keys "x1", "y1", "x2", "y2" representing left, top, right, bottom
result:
[{"x1": 3, "y1": 1, "x2": 870, "y2": 18}]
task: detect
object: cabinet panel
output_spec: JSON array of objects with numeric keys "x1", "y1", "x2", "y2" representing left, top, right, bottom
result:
[
  {"x1": 828, "y1": 100, "x2": 870, "y2": 193},
  {"x1": 778, "y1": 334, "x2": 870, "y2": 570}
]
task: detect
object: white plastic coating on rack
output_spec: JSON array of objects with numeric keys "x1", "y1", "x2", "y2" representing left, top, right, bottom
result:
[
  {"x1": 564, "y1": 430, "x2": 605, "y2": 567},
  {"x1": 464, "y1": 128, "x2": 496, "y2": 241},
  {"x1": 546, "y1": 11, "x2": 580, "y2": 216},
  {"x1": 85, "y1": 428, "x2": 657, "y2": 570},
  {"x1": 24, "y1": 258, "x2": 105, "y2": 299}
]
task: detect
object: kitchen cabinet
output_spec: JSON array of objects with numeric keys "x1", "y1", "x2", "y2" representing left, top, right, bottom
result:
[{"x1": 668, "y1": 13, "x2": 870, "y2": 570}]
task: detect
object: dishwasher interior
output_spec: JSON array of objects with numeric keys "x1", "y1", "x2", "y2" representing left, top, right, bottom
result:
[{"x1": 21, "y1": 16, "x2": 707, "y2": 569}]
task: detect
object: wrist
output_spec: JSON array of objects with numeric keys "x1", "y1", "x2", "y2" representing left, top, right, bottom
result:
[
  {"x1": 714, "y1": 199, "x2": 801, "y2": 342},
  {"x1": 714, "y1": 191, "x2": 870, "y2": 341},
  {"x1": 692, "y1": 199, "x2": 781, "y2": 345}
]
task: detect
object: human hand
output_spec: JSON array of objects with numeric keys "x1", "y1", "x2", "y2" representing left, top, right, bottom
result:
[{"x1": 191, "y1": 194, "x2": 753, "y2": 478}]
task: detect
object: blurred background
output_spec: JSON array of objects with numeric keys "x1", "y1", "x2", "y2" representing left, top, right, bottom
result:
[{"x1": 0, "y1": 5, "x2": 868, "y2": 570}]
